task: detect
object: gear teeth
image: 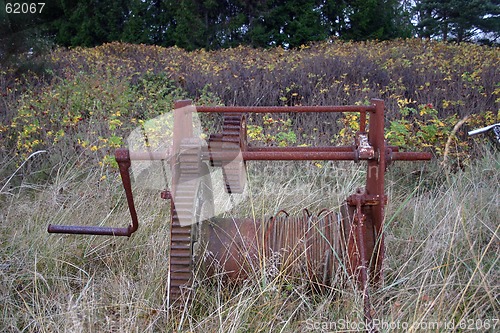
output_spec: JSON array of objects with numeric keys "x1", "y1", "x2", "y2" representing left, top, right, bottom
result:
[
  {"x1": 208, "y1": 134, "x2": 223, "y2": 167},
  {"x1": 221, "y1": 113, "x2": 247, "y2": 194},
  {"x1": 169, "y1": 138, "x2": 202, "y2": 304}
]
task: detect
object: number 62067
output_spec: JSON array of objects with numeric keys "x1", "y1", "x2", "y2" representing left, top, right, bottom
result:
[{"x1": 5, "y1": 2, "x2": 45, "y2": 14}]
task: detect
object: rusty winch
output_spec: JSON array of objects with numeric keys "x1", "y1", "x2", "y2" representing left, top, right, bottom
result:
[{"x1": 48, "y1": 99, "x2": 431, "y2": 324}]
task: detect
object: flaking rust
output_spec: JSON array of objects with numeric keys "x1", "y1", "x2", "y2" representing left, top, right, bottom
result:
[{"x1": 48, "y1": 99, "x2": 431, "y2": 332}]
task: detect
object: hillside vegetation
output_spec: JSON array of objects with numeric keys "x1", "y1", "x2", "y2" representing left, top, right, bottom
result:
[
  {"x1": 2, "y1": 39, "x2": 499, "y2": 169},
  {"x1": 0, "y1": 39, "x2": 499, "y2": 332}
]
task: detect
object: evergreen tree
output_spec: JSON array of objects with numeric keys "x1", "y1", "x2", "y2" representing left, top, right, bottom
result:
[
  {"x1": 415, "y1": 0, "x2": 500, "y2": 42},
  {"x1": 321, "y1": 0, "x2": 349, "y2": 37},
  {"x1": 53, "y1": 0, "x2": 128, "y2": 47},
  {"x1": 148, "y1": 0, "x2": 176, "y2": 45},
  {"x1": 121, "y1": 0, "x2": 152, "y2": 44},
  {"x1": 248, "y1": 0, "x2": 326, "y2": 48},
  {"x1": 1, "y1": 1, "x2": 64, "y2": 65},
  {"x1": 3, "y1": 0, "x2": 498, "y2": 53},
  {"x1": 478, "y1": 0, "x2": 500, "y2": 43},
  {"x1": 165, "y1": 0, "x2": 207, "y2": 50},
  {"x1": 342, "y1": 0, "x2": 411, "y2": 41},
  {"x1": 212, "y1": 0, "x2": 248, "y2": 48}
]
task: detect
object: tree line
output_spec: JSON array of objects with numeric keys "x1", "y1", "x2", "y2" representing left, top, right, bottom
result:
[{"x1": 1, "y1": 0, "x2": 499, "y2": 56}]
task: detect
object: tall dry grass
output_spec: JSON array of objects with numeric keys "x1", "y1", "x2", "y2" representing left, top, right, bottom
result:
[{"x1": 1, "y1": 148, "x2": 498, "y2": 332}]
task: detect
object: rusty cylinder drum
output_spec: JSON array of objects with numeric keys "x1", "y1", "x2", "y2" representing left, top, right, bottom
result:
[{"x1": 196, "y1": 211, "x2": 349, "y2": 287}]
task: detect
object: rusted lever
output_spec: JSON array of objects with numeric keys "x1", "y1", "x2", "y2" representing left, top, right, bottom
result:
[{"x1": 47, "y1": 149, "x2": 139, "y2": 237}]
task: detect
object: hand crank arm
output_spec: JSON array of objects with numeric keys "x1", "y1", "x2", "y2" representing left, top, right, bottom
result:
[
  {"x1": 47, "y1": 224, "x2": 134, "y2": 236},
  {"x1": 47, "y1": 149, "x2": 139, "y2": 237}
]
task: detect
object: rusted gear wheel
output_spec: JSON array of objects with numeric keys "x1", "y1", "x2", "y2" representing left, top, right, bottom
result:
[
  {"x1": 169, "y1": 138, "x2": 214, "y2": 305},
  {"x1": 221, "y1": 113, "x2": 247, "y2": 193}
]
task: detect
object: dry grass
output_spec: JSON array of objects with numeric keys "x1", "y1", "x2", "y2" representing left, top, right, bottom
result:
[{"x1": 1, "y1": 150, "x2": 498, "y2": 332}]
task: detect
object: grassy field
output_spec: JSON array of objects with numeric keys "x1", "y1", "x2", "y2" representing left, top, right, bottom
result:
[
  {"x1": 1, "y1": 148, "x2": 498, "y2": 332},
  {"x1": 1, "y1": 39, "x2": 499, "y2": 332}
]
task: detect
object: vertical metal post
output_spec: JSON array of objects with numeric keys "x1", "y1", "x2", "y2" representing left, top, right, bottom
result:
[{"x1": 366, "y1": 99, "x2": 385, "y2": 285}]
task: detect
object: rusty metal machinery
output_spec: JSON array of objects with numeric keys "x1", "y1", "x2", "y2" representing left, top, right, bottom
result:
[{"x1": 48, "y1": 99, "x2": 431, "y2": 326}]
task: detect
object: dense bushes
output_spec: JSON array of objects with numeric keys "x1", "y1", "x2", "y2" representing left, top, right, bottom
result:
[{"x1": 1, "y1": 39, "x2": 498, "y2": 172}]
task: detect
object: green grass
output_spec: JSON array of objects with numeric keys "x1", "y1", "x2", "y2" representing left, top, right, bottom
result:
[
  {"x1": 1, "y1": 149, "x2": 498, "y2": 332},
  {"x1": 1, "y1": 39, "x2": 498, "y2": 332}
]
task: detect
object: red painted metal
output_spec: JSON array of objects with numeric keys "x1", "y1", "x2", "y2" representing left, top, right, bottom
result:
[{"x1": 196, "y1": 105, "x2": 376, "y2": 113}]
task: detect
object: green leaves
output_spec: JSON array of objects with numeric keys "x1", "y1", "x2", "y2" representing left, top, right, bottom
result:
[
  {"x1": 384, "y1": 103, "x2": 499, "y2": 165},
  {"x1": 2, "y1": 39, "x2": 498, "y2": 171},
  {"x1": 247, "y1": 116, "x2": 297, "y2": 147},
  {"x1": 387, "y1": 120, "x2": 411, "y2": 147}
]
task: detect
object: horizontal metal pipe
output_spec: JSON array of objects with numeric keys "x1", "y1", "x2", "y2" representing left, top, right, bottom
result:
[
  {"x1": 246, "y1": 146, "x2": 355, "y2": 152},
  {"x1": 242, "y1": 151, "x2": 356, "y2": 160},
  {"x1": 391, "y1": 152, "x2": 432, "y2": 161},
  {"x1": 47, "y1": 224, "x2": 132, "y2": 236},
  {"x1": 216, "y1": 150, "x2": 430, "y2": 161},
  {"x1": 196, "y1": 105, "x2": 376, "y2": 113},
  {"x1": 124, "y1": 147, "x2": 416, "y2": 162},
  {"x1": 127, "y1": 149, "x2": 358, "y2": 161},
  {"x1": 124, "y1": 146, "x2": 429, "y2": 162},
  {"x1": 125, "y1": 146, "x2": 403, "y2": 161},
  {"x1": 248, "y1": 146, "x2": 400, "y2": 153}
]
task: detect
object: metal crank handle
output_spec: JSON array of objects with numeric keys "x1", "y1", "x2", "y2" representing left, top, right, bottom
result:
[
  {"x1": 47, "y1": 224, "x2": 134, "y2": 236},
  {"x1": 47, "y1": 149, "x2": 139, "y2": 237}
]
